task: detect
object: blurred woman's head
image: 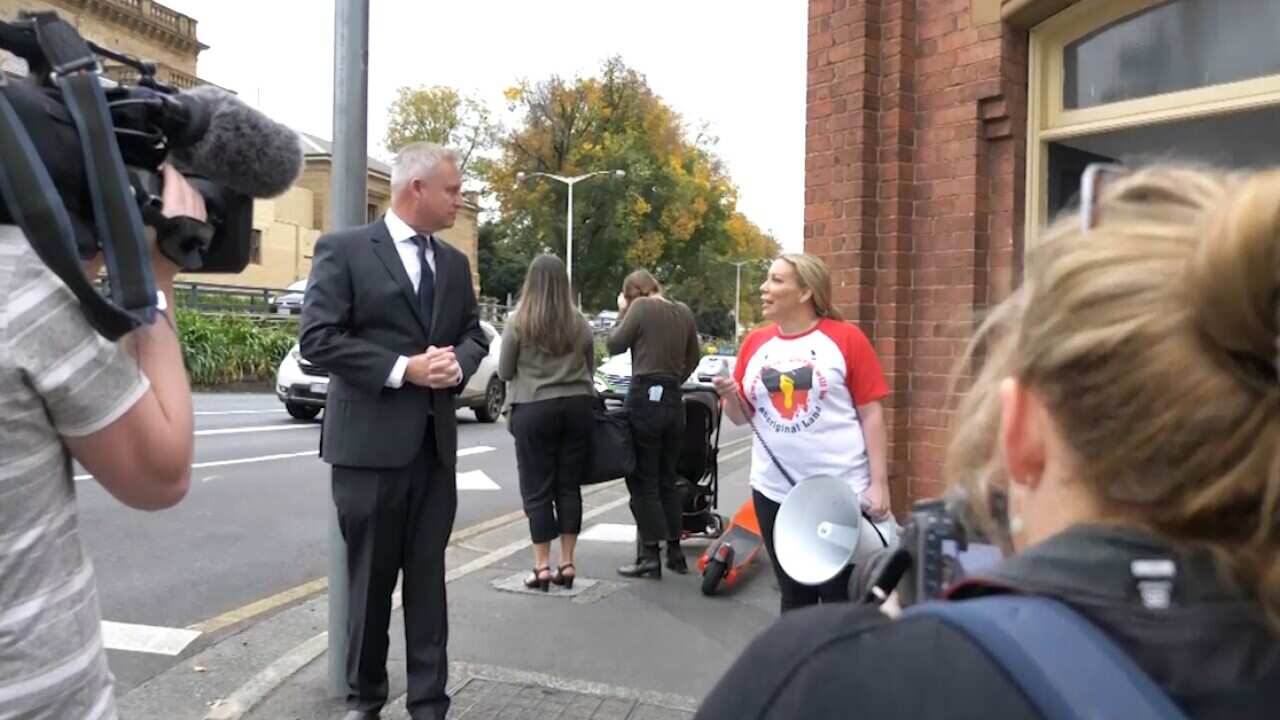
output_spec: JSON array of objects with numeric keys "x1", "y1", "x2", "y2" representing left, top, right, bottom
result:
[
  {"x1": 512, "y1": 254, "x2": 579, "y2": 355},
  {"x1": 622, "y1": 269, "x2": 662, "y2": 303},
  {"x1": 761, "y1": 254, "x2": 843, "y2": 325},
  {"x1": 946, "y1": 164, "x2": 1280, "y2": 629}
]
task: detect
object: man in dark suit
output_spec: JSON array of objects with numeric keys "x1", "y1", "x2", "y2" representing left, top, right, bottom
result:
[{"x1": 299, "y1": 143, "x2": 488, "y2": 720}]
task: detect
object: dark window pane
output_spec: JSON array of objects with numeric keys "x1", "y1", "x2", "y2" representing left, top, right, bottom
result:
[{"x1": 1064, "y1": 0, "x2": 1280, "y2": 109}]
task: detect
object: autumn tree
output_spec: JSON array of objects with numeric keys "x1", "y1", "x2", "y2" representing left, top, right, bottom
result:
[{"x1": 484, "y1": 57, "x2": 777, "y2": 331}]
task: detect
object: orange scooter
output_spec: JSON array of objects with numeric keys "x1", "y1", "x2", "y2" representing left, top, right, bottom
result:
[{"x1": 698, "y1": 497, "x2": 765, "y2": 596}]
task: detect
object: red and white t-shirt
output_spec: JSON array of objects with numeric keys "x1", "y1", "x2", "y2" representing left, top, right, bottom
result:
[{"x1": 733, "y1": 318, "x2": 889, "y2": 503}]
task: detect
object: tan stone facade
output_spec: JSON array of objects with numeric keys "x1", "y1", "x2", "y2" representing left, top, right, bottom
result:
[
  {"x1": 0, "y1": 1, "x2": 481, "y2": 294},
  {"x1": 0, "y1": 0, "x2": 205, "y2": 88}
]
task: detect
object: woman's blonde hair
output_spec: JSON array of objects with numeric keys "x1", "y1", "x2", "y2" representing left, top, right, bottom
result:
[
  {"x1": 778, "y1": 253, "x2": 844, "y2": 321},
  {"x1": 946, "y1": 164, "x2": 1280, "y2": 630}
]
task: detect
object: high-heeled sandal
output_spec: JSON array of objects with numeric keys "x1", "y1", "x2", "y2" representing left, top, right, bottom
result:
[
  {"x1": 524, "y1": 566, "x2": 551, "y2": 592},
  {"x1": 551, "y1": 563, "x2": 576, "y2": 589}
]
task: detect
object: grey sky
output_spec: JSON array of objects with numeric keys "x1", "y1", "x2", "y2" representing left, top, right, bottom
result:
[{"x1": 160, "y1": 0, "x2": 806, "y2": 250}]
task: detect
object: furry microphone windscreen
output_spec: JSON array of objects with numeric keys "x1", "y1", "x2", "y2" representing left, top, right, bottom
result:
[{"x1": 169, "y1": 85, "x2": 304, "y2": 198}]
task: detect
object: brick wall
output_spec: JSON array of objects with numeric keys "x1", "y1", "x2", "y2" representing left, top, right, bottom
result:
[{"x1": 806, "y1": 0, "x2": 1029, "y2": 512}]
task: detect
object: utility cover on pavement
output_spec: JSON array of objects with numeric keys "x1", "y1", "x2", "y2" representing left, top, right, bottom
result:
[
  {"x1": 492, "y1": 571, "x2": 599, "y2": 598},
  {"x1": 448, "y1": 677, "x2": 692, "y2": 720}
]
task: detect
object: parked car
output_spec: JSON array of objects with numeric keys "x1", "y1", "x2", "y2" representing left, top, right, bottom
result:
[
  {"x1": 692, "y1": 354, "x2": 736, "y2": 383},
  {"x1": 271, "y1": 279, "x2": 307, "y2": 315},
  {"x1": 591, "y1": 351, "x2": 716, "y2": 397},
  {"x1": 593, "y1": 310, "x2": 619, "y2": 333},
  {"x1": 276, "y1": 321, "x2": 507, "y2": 422}
]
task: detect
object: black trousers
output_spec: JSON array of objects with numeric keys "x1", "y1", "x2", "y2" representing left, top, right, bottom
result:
[
  {"x1": 509, "y1": 395, "x2": 593, "y2": 544},
  {"x1": 625, "y1": 376, "x2": 685, "y2": 547},
  {"x1": 331, "y1": 419, "x2": 457, "y2": 720},
  {"x1": 754, "y1": 489, "x2": 851, "y2": 614}
]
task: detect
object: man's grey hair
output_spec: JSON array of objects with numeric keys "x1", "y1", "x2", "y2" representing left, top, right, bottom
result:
[{"x1": 390, "y1": 142, "x2": 460, "y2": 196}]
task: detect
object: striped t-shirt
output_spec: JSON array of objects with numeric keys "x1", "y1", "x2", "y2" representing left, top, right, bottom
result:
[{"x1": 1, "y1": 225, "x2": 149, "y2": 719}]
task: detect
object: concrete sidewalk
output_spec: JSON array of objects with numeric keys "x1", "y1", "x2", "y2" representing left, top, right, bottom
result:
[{"x1": 119, "y1": 444, "x2": 778, "y2": 719}]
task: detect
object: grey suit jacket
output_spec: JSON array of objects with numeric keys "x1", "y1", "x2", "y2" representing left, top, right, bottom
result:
[{"x1": 298, "y1": 218, "x2": 489, "y2": 469}]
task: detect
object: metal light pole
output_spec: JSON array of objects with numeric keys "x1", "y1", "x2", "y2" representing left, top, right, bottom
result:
[
  {"x1": 515, "y1": 169, "x2": 626, "y2": 288},
  {"x1": 729, "y1": 261, "x2": 750, "y2": 347},
  {"x1": 328, "y1": 0, "x2": 369, "y2": 698}
]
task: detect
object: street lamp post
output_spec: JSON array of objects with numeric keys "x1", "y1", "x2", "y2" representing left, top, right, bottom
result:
[
  {"x1": 728, "y1": 259, "x2": 770, "y2": 347},
  {"x1": 729, "y1": 260, "x2": 750, "y2": 347},
  {"x1": 515, "y1": 169, "x2": 626, "y2": 288}
]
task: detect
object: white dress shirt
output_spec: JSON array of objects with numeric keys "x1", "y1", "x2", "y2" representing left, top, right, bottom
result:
[{"x1": 384, "y1": 209, "x2": 436, "y2": 389}]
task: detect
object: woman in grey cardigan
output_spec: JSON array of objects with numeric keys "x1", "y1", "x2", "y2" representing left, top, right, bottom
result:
[{"x1": 498, "y1": 255, "x2": 597, "y2": 591}]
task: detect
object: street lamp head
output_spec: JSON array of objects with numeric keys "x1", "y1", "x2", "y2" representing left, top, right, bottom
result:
[{"x1": 614, "y1": 169, "x2": 626, "y2": 178}]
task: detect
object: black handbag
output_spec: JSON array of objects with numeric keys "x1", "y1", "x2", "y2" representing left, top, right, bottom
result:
[{"x1": 585, "y1": 400, "x2": 634, "y2": 485}]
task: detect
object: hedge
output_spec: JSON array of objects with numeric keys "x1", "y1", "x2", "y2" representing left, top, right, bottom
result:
[{"x1": 176, "y1": 309, "x2": 297, "y2": 386}]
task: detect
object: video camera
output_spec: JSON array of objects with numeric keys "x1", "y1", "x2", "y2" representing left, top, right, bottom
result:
[{"x1": 0, "y1": 11, "x2": 302, "y2": 340}]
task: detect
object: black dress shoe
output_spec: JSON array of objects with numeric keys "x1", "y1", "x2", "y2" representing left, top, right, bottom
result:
[
  {"x1": 665, "y1": 545, "x2": 689, "y2": 574},
  {"x1": 617, "y1": 556, "x2": 662, "y2": 579},
  {"x1": 344, "y1": 711, "x2": 379, "y2": 720}
]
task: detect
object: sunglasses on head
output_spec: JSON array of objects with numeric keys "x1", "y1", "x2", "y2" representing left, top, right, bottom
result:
[{"x1": 1079, "y1": 162, "x2": 1126, "y2": 233}]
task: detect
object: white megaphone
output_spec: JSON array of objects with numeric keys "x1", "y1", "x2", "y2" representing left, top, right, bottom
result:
[{"x1": 774, "y1": 475, "x2": 895, "y2": 586}]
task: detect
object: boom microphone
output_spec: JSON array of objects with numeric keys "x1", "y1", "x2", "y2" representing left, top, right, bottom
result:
[{"x1": 168, "y1": 85, "x2": 303, "y2": 199}]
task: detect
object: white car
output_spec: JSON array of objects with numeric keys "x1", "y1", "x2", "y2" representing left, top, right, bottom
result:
[
  {"x1": 275, "y1": 321, "x2": 507, "y2": 422},
  {"x1": 692, "y1": 354, "x2": 736, "y2": 384},
  {"x1": 271, "y1": 279, "x2": 307, "y2": 315},
  {"x1": 592, "y1": 351, "x2": 716, "y2": 397}
]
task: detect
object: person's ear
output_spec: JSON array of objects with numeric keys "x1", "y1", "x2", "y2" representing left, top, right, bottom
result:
[{"x1": 1000, "y1": 377, "x2": 1047, "y2": 494}]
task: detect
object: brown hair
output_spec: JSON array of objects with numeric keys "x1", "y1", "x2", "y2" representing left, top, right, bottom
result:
[
  {"x1": 622, "y1": 269, "x2": 662, "y2": 303},
  {"x1": 946, "y1": 164, "x2": 1280, "y2": 631},
  {"x1": 778, "y1": 253, "x2": 844, "y2": 321},
  {"x1": 510, "y1": 254, "x2": 582, "y2": 355}
]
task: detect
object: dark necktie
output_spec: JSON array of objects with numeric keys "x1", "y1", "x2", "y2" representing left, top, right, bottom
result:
[{"x1": 414, "y1": 234, "x2": 435, "y2": 335}]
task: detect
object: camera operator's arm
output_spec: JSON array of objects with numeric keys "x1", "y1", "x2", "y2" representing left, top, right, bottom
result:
[
  {"x1": 860, "y1": 400, "x2": 890, "y2": 520},
  {"x1": 61, "y1": 166, "x2": 200, "y2": 510},
  {"x1": 299, "y1": 233, "x2": 400, "y2": 395}
]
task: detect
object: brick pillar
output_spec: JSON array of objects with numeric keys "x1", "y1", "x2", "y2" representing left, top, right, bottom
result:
[{"x1": 806, "y1": 0, "x2": 1029, "y2": 506}]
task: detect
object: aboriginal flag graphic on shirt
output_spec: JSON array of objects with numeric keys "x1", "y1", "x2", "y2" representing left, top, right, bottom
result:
[{"x1": 760, "y1": 365, "x2": 814, "y2": 420}]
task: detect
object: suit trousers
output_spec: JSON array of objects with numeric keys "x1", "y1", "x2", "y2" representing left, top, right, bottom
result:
[
  {"x1": 624, "y1": 376, "x2": 685, "y2": 546},
  {"x1": 331, "y1": 419, "x2": 457, "y2": 720}
]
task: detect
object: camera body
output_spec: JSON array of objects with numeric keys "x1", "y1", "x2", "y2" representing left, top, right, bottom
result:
[{"x1": 852, "y1": 498, "x2": 1003, "y2": 608}]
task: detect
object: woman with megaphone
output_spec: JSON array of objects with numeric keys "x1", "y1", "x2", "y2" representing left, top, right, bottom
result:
[
  {"x1": 697, "y1": 165, "x2": 1280, "y2": 719},
  {"x1": 712, "y1": 253, "x2": 891, "y2": 614}
]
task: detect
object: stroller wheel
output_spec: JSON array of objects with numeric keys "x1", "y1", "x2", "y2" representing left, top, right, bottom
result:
[{"x1": 706, "y1": 513, "x2": 727, "y2": 539}]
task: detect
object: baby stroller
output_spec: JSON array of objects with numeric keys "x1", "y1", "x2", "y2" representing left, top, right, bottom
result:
[{"x1": 676, "y1": 387, "x2": 726, "y2": 539}]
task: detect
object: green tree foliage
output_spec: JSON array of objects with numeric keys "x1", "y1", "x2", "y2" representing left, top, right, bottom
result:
[
  {"x1": 482, "y1": 57, "x2": 778, "y2": 330},
  {"x1": 384, "y1": 85, "x2": 497, "y2": 180}
]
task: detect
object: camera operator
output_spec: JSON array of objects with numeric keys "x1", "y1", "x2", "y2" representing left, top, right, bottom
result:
[
  {"x1": 0, "y1": 163, "x2": 201, "y2": 718},
  {"x1": 695, "y1": 164, "x2": 1280, "y2": 719}
]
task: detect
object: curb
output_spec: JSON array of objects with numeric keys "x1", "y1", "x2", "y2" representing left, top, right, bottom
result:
[{"x1": 198, "y1": 491, "x2": 634, "y2": 720}]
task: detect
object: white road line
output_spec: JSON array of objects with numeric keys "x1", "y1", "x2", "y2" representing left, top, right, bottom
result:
[
  {"x1": 74, "y1": 450, "x2": 321, "y2": 481},
  {"x1": 578, "y1": 522, "x2": 637, "y2": 543},
  {"x1": 456, "y1": 470, "x2": 500, "y2": 491},
  {"x1": 75, "y1": 446, "x2": 498, "y2": 482},
  {"x1": 195, "y1": 424, "x2": 318, "y2": 437},
  {"x1": 194, "y1": 409, "x2": 286, "y2": 416},
  {"x1": 101, "y1": 620, "x2": 201, "y2": 656}
]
